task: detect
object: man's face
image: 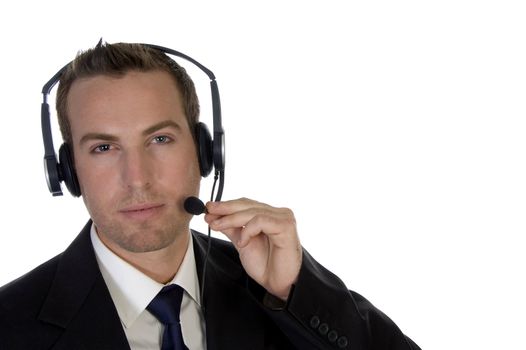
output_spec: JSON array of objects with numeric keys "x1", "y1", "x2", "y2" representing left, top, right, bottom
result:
[{"x1": 68, "y1": 70, "x2": 200, "y2": 253}]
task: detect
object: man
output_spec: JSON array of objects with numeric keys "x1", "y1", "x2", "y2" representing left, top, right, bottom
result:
[{"x1": 0, "y1": 42, "x2": 420, "y2": 349}]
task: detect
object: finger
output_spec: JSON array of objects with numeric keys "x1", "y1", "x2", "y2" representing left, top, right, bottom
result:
[
  {"x1": 238, "y1": 212, "x2": 294, "y2": 248},
  {"x1": 206, "y1": 198, "x2": 266, "y2": 216},
  {"x1": 216, "y1": 227, "x2": 243, "y2": 248},
  {"x1": 203, "y1": 213, "x2": 222, "y2": 225},
  {"x1": 208, "y1": 207, "x2": 276, "y2": 232},
  {"x1": 203, "y1": 213, "x2": 244, "y2": 247}
]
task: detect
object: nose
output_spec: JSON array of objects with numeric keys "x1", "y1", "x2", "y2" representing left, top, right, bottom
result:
[{"x1": 120, "y1": 148, "x2": 154, "y2": 190}]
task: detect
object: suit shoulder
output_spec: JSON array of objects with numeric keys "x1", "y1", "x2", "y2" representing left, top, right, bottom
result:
[
  {"x1": 192, "y1": 230, "x2": 239, "y2": 259},
  {"x1": 0, "y1": 253, "x2": 62, "y2": 320}
]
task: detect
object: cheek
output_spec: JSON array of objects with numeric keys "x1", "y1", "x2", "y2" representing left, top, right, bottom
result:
[
  {"x1": 75, "y1": 158, "x2": 118, "y2": 203},
  {"x1": 185, "y1": 146, "x2": 202, "y2": 182},
  {"x1": 158, "y1": 151, "x2": 201, "y2": 189}
]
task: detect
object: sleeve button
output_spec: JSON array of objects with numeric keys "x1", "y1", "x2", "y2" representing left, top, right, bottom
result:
[
  {"x1": 318, "y1": 323, "x2": 329, "y2": 335},
  {"x1": 310, "y1": 316, "x2": 320, "y2": 328},
  {"x1": 328, "y1": 330, "x2": 338, "y2": 343},
  {"x1": 337, "y1": 336, "x2": 348, "y2": 348}
]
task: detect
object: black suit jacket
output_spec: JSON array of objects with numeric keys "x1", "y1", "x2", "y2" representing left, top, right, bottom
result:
[{"x1": 0, "y1": 221, "x2": 420, "y2": 349}]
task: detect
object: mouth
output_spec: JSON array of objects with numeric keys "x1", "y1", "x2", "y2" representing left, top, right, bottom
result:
[{"x1": 119, "y1": 203, "x2": 165, "y2": 220}]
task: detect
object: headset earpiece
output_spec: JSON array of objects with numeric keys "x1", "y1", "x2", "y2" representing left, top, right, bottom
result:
[
  {"x1": 58, "y1": 143, "x2": 81, "y2": 197},
  {"x1": 196, "y1": 122, "x2": 213, "y2": 177}
]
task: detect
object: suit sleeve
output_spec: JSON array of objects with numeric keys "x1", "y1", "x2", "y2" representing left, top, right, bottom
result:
[{"x1": 247, "y1": 249, "x2": 421, "y2": 350}]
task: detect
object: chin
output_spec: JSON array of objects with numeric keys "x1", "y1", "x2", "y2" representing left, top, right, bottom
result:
[
  {"x1": 95, "y1": 217, "x2": 189, "y2": 254},
  {"x1": 122, "y1": 231, "x2": 176, "y2": 253}
]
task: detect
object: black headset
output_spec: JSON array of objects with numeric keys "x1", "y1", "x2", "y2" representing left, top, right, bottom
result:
[{"x1": 41, "y1": 43, "x2": 225, "y2": 201}]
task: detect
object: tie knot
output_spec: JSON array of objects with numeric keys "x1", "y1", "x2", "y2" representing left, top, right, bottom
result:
[{"x1": 147, "y1": 284, "x2": 185, "y2": 325}]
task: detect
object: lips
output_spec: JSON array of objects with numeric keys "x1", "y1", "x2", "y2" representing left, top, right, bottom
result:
[
  {"x1": 120, "y1": 203, "x2": 164, "y2": 212},
  {"x1": 119, "y1": 203, "x2": 165, "y2": 220}
]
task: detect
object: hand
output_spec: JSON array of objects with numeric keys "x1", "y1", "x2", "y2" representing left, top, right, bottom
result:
[{"x1": 204, "y1": 198, "x2": 302, "y2": 301}]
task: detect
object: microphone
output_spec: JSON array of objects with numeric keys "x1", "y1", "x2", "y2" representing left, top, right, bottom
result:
[{"x1": 184, "y1": 196, "x2": 207, "y2": 215}]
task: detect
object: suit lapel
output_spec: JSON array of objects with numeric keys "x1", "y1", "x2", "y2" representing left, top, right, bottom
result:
[
  {"x1": 38, "y1": 221, "x2": 130, "y2": 350},
  {"x1": 192, "y1": 231, "x2": 270, "y2": 350},
  {"x1": 37, "y1": 224, "x2": 274, "y2": 349}
]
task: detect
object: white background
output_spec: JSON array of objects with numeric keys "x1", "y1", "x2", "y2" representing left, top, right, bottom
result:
[{"x1": 1, "y1": 1, "x2": 525, "y2": 349}]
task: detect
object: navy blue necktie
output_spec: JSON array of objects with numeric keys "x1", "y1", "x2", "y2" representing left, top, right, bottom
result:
[{"x1": 147, "y1": 284, "x2": 189, "y2": 350}]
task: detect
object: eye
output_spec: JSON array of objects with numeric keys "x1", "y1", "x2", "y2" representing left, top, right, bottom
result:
[
  {"x1": 92, "y1": 144, "x2": 112, "y2": 153},
  {"x1": 152, "y1": 135, "x2": 173, "y2": 144}
]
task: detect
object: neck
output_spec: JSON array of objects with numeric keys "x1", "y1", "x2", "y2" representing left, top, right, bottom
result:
[{"x1": 96, "y1": 228, "x2": 190, "y2": 284}]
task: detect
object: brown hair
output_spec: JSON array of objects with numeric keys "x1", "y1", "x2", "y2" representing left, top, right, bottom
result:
[{"x1": 56, "y1": 40, "x2": 200, "y2": 145}]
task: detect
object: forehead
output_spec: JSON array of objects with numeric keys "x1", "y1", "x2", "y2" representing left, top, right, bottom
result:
[
  {"x1": 68, "y1": 70, "x2": 181, "y2": 111},
  {"x1": 67, "y1": 70, "x2": 187, "y2": 139}
]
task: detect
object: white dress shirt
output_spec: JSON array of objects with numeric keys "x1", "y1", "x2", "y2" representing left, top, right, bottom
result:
[{"x1": 90, "y1": 224, "x2": 206, "y2": 349}]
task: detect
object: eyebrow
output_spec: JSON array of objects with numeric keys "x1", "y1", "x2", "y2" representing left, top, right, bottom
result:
[
  {"x1": 79, "y1": 132, "x2": 118, "y2": 146},
  {"x1": 142, "y1": 120, "x2": 182, "y2": 136},
  {"x1": 78, "y1": 120, "x2": 182, "y2": 146}
]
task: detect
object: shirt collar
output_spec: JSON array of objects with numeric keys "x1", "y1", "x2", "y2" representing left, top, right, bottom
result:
[{"x1": 90, "y1": 224, "x2": 201, "y2": 329}]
